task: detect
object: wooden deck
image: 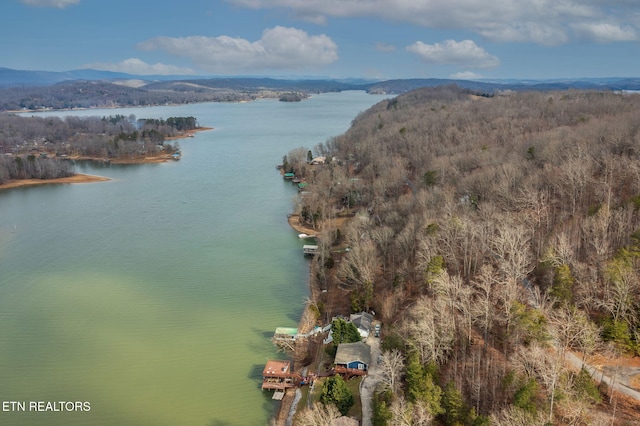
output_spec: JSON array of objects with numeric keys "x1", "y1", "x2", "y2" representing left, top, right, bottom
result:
[
  {"x1": 334, "y1": 366, "x2": 367, "y2": 380},
  {"x1": 262, "y1": 381, "x2": 298, "y2": 390}
]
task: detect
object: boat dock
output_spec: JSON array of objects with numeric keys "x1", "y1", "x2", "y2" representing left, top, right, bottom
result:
[{"x1": 303, "y1": 245, "x2": 318, "y2": 255}]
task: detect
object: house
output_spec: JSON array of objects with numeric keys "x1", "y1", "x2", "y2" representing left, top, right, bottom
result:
[
  {"x1": 335, "y1": 341, "x2": 371, "y2": 372},
  {"x1": 349, "y1": 311, "x2": 374, "y2": 339},
  {"x1": 310, "y1": 156, "x2": 326, "y2": 165}
]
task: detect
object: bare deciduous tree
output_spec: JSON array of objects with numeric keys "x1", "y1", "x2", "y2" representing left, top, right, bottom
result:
[
  {"x1": 405, "y1": 296, "x2": 455, "y2": 365},
  {"x1": 379, "y1": 349, "x2": 405, "y2": 395},
  {"x1": 295, "y1": 402, "x2": 341, "y2": 426}
]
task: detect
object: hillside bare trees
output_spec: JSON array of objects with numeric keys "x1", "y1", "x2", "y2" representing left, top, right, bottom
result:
[{"x1": 286, "y1": 86, "x2": 640, "y2": 423}]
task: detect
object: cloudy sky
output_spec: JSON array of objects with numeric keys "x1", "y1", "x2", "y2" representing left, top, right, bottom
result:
[{"x1": 3, "y1": 0, "x2": 640, "y2": 80}]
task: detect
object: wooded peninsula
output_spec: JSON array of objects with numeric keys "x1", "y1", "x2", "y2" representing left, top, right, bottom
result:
[
  {"x1": 0, "y1": 114, "x2": 199, "y2": 185},
  {"x1": 284, "y1": 86, "x2": 640, "y2": 425}
]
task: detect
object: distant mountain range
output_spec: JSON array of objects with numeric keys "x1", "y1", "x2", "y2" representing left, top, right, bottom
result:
[
  {"x1": 0, "y1": 67, "x2": 186, "y2": 87},
  {"x1": 2, "y1": 67, "x2": 640, "y2": 112},
  {"x1": 0, "y1": 67, "x2": 378, "y2": 89},
  {"x1": 3, "y1": 67, "x2": 640, "y2": 92}
]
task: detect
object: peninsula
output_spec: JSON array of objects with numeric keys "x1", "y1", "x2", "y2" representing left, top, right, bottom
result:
[{"x1": 0, "y1": 115, "x2": 208, "y2": 189}]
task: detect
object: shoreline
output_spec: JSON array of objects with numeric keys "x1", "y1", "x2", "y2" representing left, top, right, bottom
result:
[
  {"x1": 271, "y1": 215, "x2": 316, "y2": 426},
  {"x1": 287, "y1": 214, "x2": 318, "y2": 235},
  {"x1": 275, "y1": 211, "x2": 356, "y2": 424},
  {"x1": 0, "y1": 173, "x2": 110, "y2": 191},
  {"x1": 274, "y1": 214, "x2": 342, "y2": 425}
]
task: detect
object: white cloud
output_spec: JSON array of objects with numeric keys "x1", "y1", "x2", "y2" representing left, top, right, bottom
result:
[
  {"x1": 83, "y1": 58, "x2": 196, "y2": 76},
  {"x1": 407, "y1": 39, "x2": 499, "y2": 69},
  {"x1": 138, "y1": 26, "x2": 338, "y2": 73},
  {"x1": 450, "y1": 71, "x2": 483, "y2": 80},
  {"x1": 20, "y1": 0, "x2": 79, "y2": 7},
  {"x1": 571, "y1": 22, "x2": 637, "y2": 42},
  {"x1": 225, "y1": 0, "x2": 640, "y2": 45}
]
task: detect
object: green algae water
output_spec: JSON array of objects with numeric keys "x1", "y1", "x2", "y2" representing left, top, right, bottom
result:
[{"x1": 0, "y1": 92, "x2": 389, "y2": 426}]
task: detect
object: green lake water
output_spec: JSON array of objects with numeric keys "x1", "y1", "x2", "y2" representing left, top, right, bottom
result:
[{"x1": 0, "y1": 92, "x2": 389, "y2": 425}]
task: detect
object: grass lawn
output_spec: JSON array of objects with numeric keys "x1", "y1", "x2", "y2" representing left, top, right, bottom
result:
[
  {"x1": 302, "y1": 376, "x2": 363, "y2": 420},
  {"x1": 345, "y1": 376, "x2": 363, "y2": 420}
]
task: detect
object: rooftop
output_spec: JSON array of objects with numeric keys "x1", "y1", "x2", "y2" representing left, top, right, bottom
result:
[
  {"x1": 274, "y1": 327, "x2": 298, "y2": 336},
  {"x1": 335, "y1": 341, "x2": 371, "y2": 367},
  {"x1": 263, "y1": 360, "x2": 291, "y2": 376}
]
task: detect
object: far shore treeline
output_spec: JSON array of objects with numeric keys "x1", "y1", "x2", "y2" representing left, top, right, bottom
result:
[{"x1": 0, "y1": 114, "x2": 197, "y2": 184}]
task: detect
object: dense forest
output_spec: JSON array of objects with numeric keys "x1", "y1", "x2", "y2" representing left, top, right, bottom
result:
[
  {"x1": 286, "y1": 86, "x2": 640, "y2": 424},
  {"x1": 0, "y1": 114, "x2": 195, "y2": 183}
]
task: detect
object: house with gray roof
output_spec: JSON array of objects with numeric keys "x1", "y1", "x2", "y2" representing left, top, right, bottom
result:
[
  {"x1": 335, "y1": 341, "x2": 371, "y2": 372},
  {"x1": 349, "y1": 311, "x2": 373, "y2": 339}
]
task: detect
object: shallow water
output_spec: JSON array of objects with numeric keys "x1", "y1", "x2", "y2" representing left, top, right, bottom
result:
[{"x1": 0, "y1": 92, "x2": 389, "y2": 425}]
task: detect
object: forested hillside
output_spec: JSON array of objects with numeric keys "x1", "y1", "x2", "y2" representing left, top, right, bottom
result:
[{"x1": 288, "y1": 86, "x2": 640, "y2": 424}]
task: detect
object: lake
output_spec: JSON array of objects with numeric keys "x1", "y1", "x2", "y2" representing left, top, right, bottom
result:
[{"x1": 0, "y1": 91, "x2": 389, "y2": 425}]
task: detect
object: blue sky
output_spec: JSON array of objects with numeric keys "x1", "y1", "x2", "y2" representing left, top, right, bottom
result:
[{"x1": 3, "y1": 0, "x2": 640, "y2": 80}]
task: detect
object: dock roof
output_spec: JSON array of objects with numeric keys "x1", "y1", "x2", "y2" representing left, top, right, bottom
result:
[
  {"x1": 263, "y1": 360, "x2": 291, "y2": 376},
  {"x1": 274, "y1": 327, "x2": 298, "y2": 336}
]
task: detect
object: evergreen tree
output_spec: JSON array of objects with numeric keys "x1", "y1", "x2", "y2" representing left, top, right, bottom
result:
[
  {"x1": 320, "y1": 375, "x2": 354, "y2": 415},
  {"x1": 331, "y1": 318, "x2": 362, "y2": 345},
  {"x1": 441, "y1": 382, "x2": 466, "y2": 426},
  {"x1": 405, "y1": 354, "x2": 443, "y2": 417},
  {"x1": 550, "y1": 263, "x2": 574, "y2": 306}
]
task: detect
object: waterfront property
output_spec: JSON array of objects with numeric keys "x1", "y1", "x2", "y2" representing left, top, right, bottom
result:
[{"x1": 335, "y1": 342, "x2": 370, "y2": 378}]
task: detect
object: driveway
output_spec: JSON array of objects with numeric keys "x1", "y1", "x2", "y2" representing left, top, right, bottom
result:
[
  {"x1": 566, "y1": 351, "x2": 640, "y2": 401},
  {"x1": 360, "y1": 326, "x2": 382, "y2": 426}
]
